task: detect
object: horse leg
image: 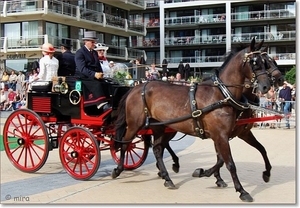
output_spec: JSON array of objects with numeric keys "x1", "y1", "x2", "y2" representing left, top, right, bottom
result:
[
  {"x1": 165, "y1": 141, "x2": 180, "y2": 173},
  {"x1": 112, "y1": 128, "x2": 137, "y2": 179},
  {"x1": 153, "y1": 133, "x2": 176, "y2": 189},
  {"x1": 214, "y1": 138, "x2": 253, "y2": 202},
  {"x1": 239, "y1": 131, "x2": 272, "y2": 182},
  {"x1": 192, "y1": 144, "x2": 227, "y2": 187}
]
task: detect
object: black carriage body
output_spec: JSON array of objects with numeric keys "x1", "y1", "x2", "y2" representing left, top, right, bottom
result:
[{"x1": 27, "y1": 91, "x2": 81, "y2": 120}]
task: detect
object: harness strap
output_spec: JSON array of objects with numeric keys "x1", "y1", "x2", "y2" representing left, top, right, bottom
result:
[
  {"x1": 141, "y1": 82, "x2": 151, "y2": 128},
  {"x1": 189, "y1": 83, "x2": 205, "y2": 138}
]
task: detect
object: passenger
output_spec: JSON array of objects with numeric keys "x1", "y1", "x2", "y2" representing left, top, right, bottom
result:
[
  {"x1": 57, "y1": 39, "x2": 76, "y2": 76},
  {"x1": 94, "y1": 43, "x2": 111, "y2": 77},
  {"x1": 31, "y1": 43, "x2": 59, "y2": 82},
  {"x1": 74, "y1": 31, "x2": 111, "y2": 112}
]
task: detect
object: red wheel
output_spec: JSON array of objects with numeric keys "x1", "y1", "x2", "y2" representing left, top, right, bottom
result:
[
  {"x1": 59, "y1": 126, "x2": 100, "y2": 180},
  {"x1": 110, "y1": 135, "x2": 150, "y2": 170},
  {"x1": 2, "y1": 109, "x2": 49, "y2": 172}
]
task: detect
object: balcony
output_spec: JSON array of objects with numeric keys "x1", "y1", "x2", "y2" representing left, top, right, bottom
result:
[
  {"x1": 164, "y1": 8, "x2": 295, "y2": 27},
  {"x1": 0, "y1": 35, "x2": 145, "y2": 61},
  {"x1": 97, "y1": 0, "x2": 145, "y2": 10},
  {"x1": 0, "y1": 0, "x2": 146, "y2": 37}
]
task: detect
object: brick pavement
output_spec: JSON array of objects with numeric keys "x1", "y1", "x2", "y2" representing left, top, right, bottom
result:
[{"x1": 0, "y1": 112, "x2": 296, "y2": 204}]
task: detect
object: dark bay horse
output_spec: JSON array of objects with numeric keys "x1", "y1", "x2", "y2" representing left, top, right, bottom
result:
[
  {"x1": 191, "y1": 46, "x2": 285, "y2": 184},
  {"x1": 162, "y1": 45, "x2": 285, "y2": 185},
  {"x1": 112, "y1": 38, "x2": 271, "y2": 202}
]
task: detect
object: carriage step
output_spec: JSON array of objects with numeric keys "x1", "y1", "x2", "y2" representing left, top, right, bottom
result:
[{"x1": 49, "y1": 138, "x2": 59, "y2": 150}]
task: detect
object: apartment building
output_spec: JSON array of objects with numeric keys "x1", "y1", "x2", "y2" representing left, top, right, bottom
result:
[
  {"x1": 130, "y1": 0, "x2": 296, "y2": 77},
  {"x1": 0, "y1": 0, "x2": 146, "y2": 74},
  {"x1": 0, "y1": 0, "x2": 296, "y2": 79}
]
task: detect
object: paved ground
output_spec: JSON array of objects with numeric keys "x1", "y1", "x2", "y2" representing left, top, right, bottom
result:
[{"x1": 0, "y1": 110, "x2": 297, "y2": 205}]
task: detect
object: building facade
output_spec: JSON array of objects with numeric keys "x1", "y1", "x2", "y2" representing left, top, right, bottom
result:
[
  {"x1": 0, "y1": 0, "x2": 146, "y2": 73},
  {"x1": 0, "y1": 0, "x2": 296, "y2": 79},
  {"x1": 130, "y1": 0, "x2": 296, "y2": 77}
]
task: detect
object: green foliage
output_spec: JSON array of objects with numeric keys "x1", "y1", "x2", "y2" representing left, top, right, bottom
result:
[{"x1": 285, "y1": 66, "x2": 296, "y2": 84}]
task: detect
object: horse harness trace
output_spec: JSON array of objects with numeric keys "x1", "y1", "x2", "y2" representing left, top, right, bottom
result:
[{"x1": 141, "y1": 50, "x2": 267, "y2": 139}]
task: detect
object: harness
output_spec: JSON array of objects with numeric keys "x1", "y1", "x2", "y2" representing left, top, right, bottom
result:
[{"x1": 141, "y1": 51, "x2": 265, "y2": 139}]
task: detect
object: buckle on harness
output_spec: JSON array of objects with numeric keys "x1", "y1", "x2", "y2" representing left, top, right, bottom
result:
[{"x1": 192, "y1": 110, "x2": 202, "y2": 117}]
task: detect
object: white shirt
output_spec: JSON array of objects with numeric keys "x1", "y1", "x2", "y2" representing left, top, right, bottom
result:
[
  {"x1": 0, "y1": 93, "x2": 6, "y2": 103},
  {"x1": 38, "y1": 55, "x2": 59, "y2": 81}
]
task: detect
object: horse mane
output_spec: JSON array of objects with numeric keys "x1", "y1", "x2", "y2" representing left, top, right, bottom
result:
[{"x1": 218, "y1": 42, "x2": 249, "y2": 73}]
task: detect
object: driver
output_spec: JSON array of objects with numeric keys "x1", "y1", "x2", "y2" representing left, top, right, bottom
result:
[{"x1": 74, "y1": 31, "x2": 111, "y2": 113}]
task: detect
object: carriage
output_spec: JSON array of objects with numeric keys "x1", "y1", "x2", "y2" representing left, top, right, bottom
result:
[{"x1": 1, "y1": 74, "x2": 170, "y2": 180}]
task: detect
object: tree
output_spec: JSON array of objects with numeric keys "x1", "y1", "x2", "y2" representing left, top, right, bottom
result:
[{"x1": 285, "y1": 66, "x2": 296, "y2": 84}]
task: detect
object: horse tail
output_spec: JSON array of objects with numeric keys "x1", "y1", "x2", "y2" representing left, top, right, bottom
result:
[{"x1": 114, "y1": 89, "x2": 131, "y2": 149}]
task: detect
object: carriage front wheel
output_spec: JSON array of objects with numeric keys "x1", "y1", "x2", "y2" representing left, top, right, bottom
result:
[
  {"x1": 110, "y1": 135, "x2": 150, "y2": 170},
  {"x1": 2, "y1": 109, "x2": 49, "y2": 173},
  {"x1": 59, "y1": 126, "x2": 100, "y2": 180}
]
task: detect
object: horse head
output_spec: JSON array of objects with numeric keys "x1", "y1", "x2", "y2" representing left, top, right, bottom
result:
[
  {"x1": 241, "y1": 38, "x2": 271, "y2": 94},
  {"x1": 260, "y1": 46, "x2": 285, "y2": 88}
]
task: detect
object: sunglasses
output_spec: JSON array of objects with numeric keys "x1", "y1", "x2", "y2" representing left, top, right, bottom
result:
[{"x1": 98, "y1": 50, "x2": 105, "y2": 52}]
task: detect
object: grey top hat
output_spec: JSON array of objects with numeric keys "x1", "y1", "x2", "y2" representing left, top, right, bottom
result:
[{"x1": 82, "y1": 31, "x2": 98, "y2": 41}]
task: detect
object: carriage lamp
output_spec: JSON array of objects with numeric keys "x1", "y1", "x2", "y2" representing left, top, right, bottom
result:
[
  {"x1": 69, "y1": 90, "x2": 81, "y2": 105},
  {"x1": 53, "y1": 77, "x2": 69, "y2": 94}
]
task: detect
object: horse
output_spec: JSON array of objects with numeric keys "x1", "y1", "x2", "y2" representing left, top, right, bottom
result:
[
  {"x1": 112, "y1": 38, "x2": 271, "y2": 202},
  {"x1": 191, "y1": 45, "x2": 285, "y2": 185},
  {"x1": 160, "y1": 45, "x2": 285, "y2": 183}
]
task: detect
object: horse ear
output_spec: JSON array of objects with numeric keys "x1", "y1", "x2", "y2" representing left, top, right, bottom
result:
[
  {"x1": 250, "y1": 37, "x2": 256, "y2": 51},
  {"x1": 256, "y1": 39, "x2": 264, "y2": 51},
  {"x1": 262, "y1": 45, "x2": 269, "y2": 52}
]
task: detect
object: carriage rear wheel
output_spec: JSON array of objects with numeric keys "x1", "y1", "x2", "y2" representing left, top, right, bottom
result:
[
  {"x1": 3, "y1": 109, "x2": 49, "y2": 173},
  {"x1": 110, "y1": 135, "x2": 150, "y2": 170},
  {"x1": 59, "y1": 126, "x2": 100, "y2": 180}
]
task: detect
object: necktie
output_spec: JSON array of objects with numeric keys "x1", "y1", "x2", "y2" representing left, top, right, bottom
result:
[{"x1": 90, "y1": 50, "x2": 94, "y2": 60}]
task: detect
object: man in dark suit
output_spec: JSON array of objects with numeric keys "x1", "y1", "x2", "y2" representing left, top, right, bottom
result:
[
  {"x1": 57, "y1": 39, "x2": 76, "y2": 76},
  {"x1": 75, "y1": 31, "x2": 111, "y2": 113}
]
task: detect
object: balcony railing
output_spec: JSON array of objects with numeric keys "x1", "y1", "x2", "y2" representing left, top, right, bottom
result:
[
  {"x1": 129, "y1": 30, "x2": 295, "y2": 47},
  {"x1": 0, "y1": 0, "x2": 145, "y2": 35},
  {"x1": 0, "y1": 35, "x2": 145, "y2": 61},
  {"x1": 164, "y1": 8, "x2": 295, "y2": 26}
]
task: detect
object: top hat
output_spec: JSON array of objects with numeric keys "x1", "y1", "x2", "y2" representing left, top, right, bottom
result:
[
  {"x1": 41, "y1": 43, "x2": 55, "y2": 53},
  {"x1": 60, "y1": 39, "x2": 72, "y2": 49},
  {"x1": 82, "y1": 31, "x2": 98, "y2": 41}
]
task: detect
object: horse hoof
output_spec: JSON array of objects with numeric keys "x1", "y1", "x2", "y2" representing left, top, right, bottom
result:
[
  {"x1": 192, "y1": 168, "x2": 204, "y2": 177},
  {"x1": 262, "y1": 171, "x2": 270, "y2": 183},
  {"x1": 157, "y1": 172, "x2": 162, "y2": 178},
  {"x1": 111, "y1": 169, "x2": 119, "y2": 179},
  {"x1": 216, "y1": 180, "x2": 228, "y2": 188},
  {"x1": 240, "y1": 193, "x2": 254, "y2": 202},
  {"x1": 172, "y1": 164, "x2": 180, "y2": 173},
  {"x1": 164, "y1": 180, "x2": 176, "y2": 189}
]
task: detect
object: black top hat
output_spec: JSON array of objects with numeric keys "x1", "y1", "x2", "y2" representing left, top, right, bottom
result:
[{"x1": 60, "y1": 39, "x2": 72, "y2": 49}]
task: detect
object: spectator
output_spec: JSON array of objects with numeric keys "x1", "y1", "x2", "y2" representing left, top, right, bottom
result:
[
  {"x1": 184, "y1": 62, "x2": 191, "y2": 81},
  {"x1": 0, "y1": 89, "x2": 7, "y2": 110},
  {"x1": 148, "y1": 62, "x2": 160, "y2": 80},
  {"x1": 16, "y1": 71, "x2": 25, "y2": 92},
  {"x1": 178, "y1": 61, "x2": 184, "y2": 78},
  {"x1": 172, "y1": 73, "x2": 186, "y2": 85},
  {"x1": 57, "y1": 39, "x2": 76, "y2": 76},
  {"x1": 278, "y1": 81, "x2": 293, "y2": 129},
  {"x1": 2, "y1": 88, "x2": 16, "y2": 111},
  {"x1": 8, "y1": 70, "x2": 17, "y2": 91},
  {"x1": 11, "y1": 89, "x2": 23, "y2": 110},
  {"x1": 162, "y1": 59, "x2": 168, "y2": 78},
  {"x1": 0, "y1": 71, "x2": 9, "y2": 90}
]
